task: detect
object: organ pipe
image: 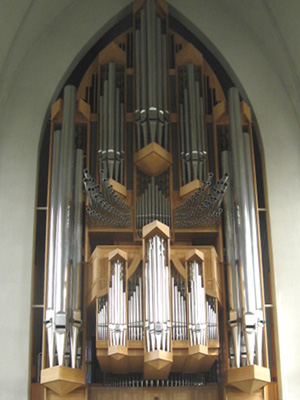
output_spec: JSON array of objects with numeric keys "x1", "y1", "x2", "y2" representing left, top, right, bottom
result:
[
  {"x1": 226, "y1": 87, "x2": 265, "y2": 367},
  {"x1": 145, "y1": 233, "x2": 171, "y2": 352},
  {"x1": 178, "y1": 64, "x2": 207, "y2": 184},
  {"x1": 128, "y1": 269, "x2": 143, "y2": 341},
  {"x1": 99, "y1": 63, "x2": 125, "y2": 184},
  {"x1": 135, "y1": 0, "x2": 169, "y2": 149},
  {"x1": 54, "y1": 85, "x2": 77, "y2": 366},
  {"x1": 188, "y1": 259, "x2": 206, "y2": 346},
  {"x1": 45, "y1": 130, "x2": 61, "y2": 368},
  {"x1": 175, "y1": 173, "x2": 228, "y2": 228},
  {"x1": 71, "y1": 149, "x2": 84, "y2": 368},
  {"x1": 98, "y1": 297, "x2": 108, "y2": 340},
  {"x1": 136, "y1": 176, "x2": 171, "y2": 229},
  {"x1": 45, "y1": 86, "x2": 84, "y2": 369},
  {"x1": 109, "y1": 258, "x2": 127, "y2": 347}
]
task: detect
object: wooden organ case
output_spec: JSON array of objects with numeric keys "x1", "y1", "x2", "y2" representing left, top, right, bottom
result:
[{"x1": 31, "y1": 1, "x2": 278, "y2": 400}]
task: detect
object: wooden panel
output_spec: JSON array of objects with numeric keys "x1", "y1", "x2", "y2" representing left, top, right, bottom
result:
[
  {"x1": 31, "y1": 383, "x2": 46, "y2": 400},
  {"x1": 179, "y1": 179, "x2": 202, "y2": 200},
  {"x1": 171, "y1": 246, "x2": 221, "y2": 303},
  {"x1": 264, "y1": 382, "x2": 278, "y2": 400},
  {"x1": 134, "y1": 142, "x2": 172, "y2": 176},
  {"x1": 90, "y1": 385, "x2": 219, "y2": 400},
  {"x1": 45, "y1": 387, "x2": 87, "y2": 400},
  {"x1": 226, "y1": 387, "x2": 264, "y2": 400},
  {"x1": 87, "y1": 245, "x2": 141, "y2": 306}
]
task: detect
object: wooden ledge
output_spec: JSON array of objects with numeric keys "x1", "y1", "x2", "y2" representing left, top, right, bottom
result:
[
  {"x1": 227, "y1": 365, "x2": 271, "y2": 394},
  {"x1": 40, "y1": 366, "x2": 85, "y2": 396},
  {"x1": 179, "y1": 179, "x2": 202, "y2": 200},
  {"x1": 109, "y1": 178, "x2": 127, "y2": 199},
  {"x1": 108, "y1": 345, "x2": 128, "y2": 360}
]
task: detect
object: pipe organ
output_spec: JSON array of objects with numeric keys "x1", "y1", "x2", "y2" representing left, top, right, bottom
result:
[{"x1": 35, "y1": 1, "x2": 276, "y2": 399}]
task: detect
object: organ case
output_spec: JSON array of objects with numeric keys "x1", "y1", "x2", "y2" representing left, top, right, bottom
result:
[{"x1": 32, "y1": 1, "x2": 277, "y2": 399}]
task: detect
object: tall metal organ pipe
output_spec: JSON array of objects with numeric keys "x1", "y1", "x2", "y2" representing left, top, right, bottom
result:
[
  {"x1": 178, "y1": 64, "x2": 207, "y2": 184},
  {"x1": 135, "y1": 0, "x2": 169, "y2": 150},
  {"x1": 45, "y1": 130, "x2": 61, "y2": 368},
  {"x1": 145, "y1": 235, "x2": 170, "y2": 352},
  {"x1": 109, "y1": 259, "x2": 127, "y2": 347},
  {"x1": 45, "y1": 85, "x2": 85, "y2": 369},
  {"x1": 227, "y1": 87, "x2": 264, "y2": 367},
  {"x1": 188, "y1": 260, "x2": 206, "y2": 346},
  {"x1": 54, "y1": 85, "x2": 77, "y2": 366},
  {"x1": 98, "y1": 63, "x2": 124, "y2": 184},
  {"x1": 70, "y1": 149, "x2": 84, "y2": 368},
  {"x1": 221, "y1": 150, "x2": 241, "y2": 367}
]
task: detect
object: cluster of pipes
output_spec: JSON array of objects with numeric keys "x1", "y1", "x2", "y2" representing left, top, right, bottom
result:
[
  {"x1": 145, "y1": 235, "x2": 171, "y2": 352},
  {"x1": 103, "y1": 372, "x2": 208, "y2": 387},
  {"x1": 97, "y1": 297, "x2": 108, "y2": 340},
  {"x1": 96, "y1": 253, "x2": 219, "y2": 346},
  {"x1": 171, "y1": 271, "x2": 187, "y2": 340},
  {"x1": 135, "y1": 0, "x2": 169, "y2": 150},
  {"x1": 84, "y1": 169, "x2": 131, "y2": 228},
  {"x1": 109, "y1": 259, "x2": 127, "y2": 347},
  {"x1": 206, "y1": 297, "x2": 218, "y2": 341},
  {"x1": 188, "y1": 260, "x2": 207, "y2": 346},
  {"x1": 178, "y1": 64, "x2": 207, "y2": 184},
  {"x1": 175, "y1": 172, "x2": 228, "y2": 228},
  {"x1": 128, "y1": 269, "x2": 143, "y2": 340},
  {"x1": 45, "y1": 85, "x2": 83, "y2": 369},
  {"x1": 98, "y1": 62, "x2": 125, "y2": 183},
  {"x1": 136, "y1": 176, "x2": 171, "y2": 229},
  {"x1": 221, "y1": 87, "x2": 265, "y2": 368}
]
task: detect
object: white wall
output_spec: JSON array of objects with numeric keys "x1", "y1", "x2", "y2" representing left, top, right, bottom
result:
[{"x1": 0, "y1": 1, "x2": 299, "y2": 399}]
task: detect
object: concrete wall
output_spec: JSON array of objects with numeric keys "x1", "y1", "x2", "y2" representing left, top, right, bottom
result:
[{"x1": 0, "y1": 1, "x2": 299, "y2": 399}]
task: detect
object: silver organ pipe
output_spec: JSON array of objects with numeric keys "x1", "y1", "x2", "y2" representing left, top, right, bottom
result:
[
  {"x1": 171, "y1": 271, "x2": 187, "y2": 341},
  {"x1": 206, "y1": 297, "x2": 217, "y2": 341},
  {"x1": 136, "y1": 176, "x2": 171, "y2": 229},
  {"x1": 98, "y1": 62, "x2": 125, "y2": 184},
  {"x1": 174, "y1": 173, "x2": 228, "y2": 228},
  {"x1": 98, "y1": 297, "x2": 108, "y2": 340},
  {"x1": 221, "y1": 150, "x2": 241, "y2": 368},
  {"x1": 188, "y1": 260, "x2": 206, "y2": 346},
  {"x1": 128, "y1": 271, "x2": 143, "y2": 341},
  {"x1": 70, "y1": 149, "x2": 84, "y2": 368},
  {"x1": 84, "y1": 168, "x2": 131, "y2": 228},
  {"x1": 45, "y1": 130, "x2": 61, "y2": 368},
  {"x1": 54, "y1": 85, "x2": 77, "y2": 366},
  {"x1": 178, "y1": 64, "x2": 206, "y2": 184},
  {"x1": 145, "y1": 235, "x2": 171, "y2": 352},
  {"x1": 135, "y1": 0, "x2": 169, "y2": 149},
  {"x1": 109, "y1": 259, "x2": 127, "y2": 347},
  {"x1": 44, "y1": 86, "x2": 86, "y2": 369},
  {"x1": 227, "y1": 87, "x2": 265, "y2": 367}
]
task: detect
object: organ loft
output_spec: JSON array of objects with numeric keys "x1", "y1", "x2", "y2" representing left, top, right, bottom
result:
[{"x1": 30, "y1": 1, "x2": 278, "y2": 399}]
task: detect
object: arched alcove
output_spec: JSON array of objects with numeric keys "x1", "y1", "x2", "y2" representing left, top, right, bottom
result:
[{"x1": 31, "y1": 1, "x2": 279, "y2": 399}]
